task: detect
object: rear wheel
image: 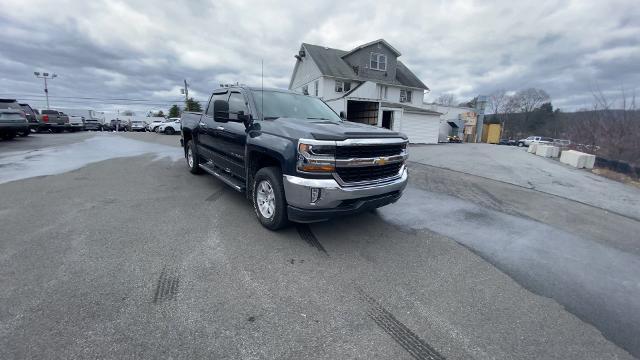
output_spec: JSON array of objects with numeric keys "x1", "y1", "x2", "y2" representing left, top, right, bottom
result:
[
  {"x1": 186, "y1": 141, "x2": 203, "y2": 174},
  {"x1": 19, "y1": 129, "x2": 30, "y2": 137},
  {"x1": 517, "y1": 142, "x2": 524, "y2": 147},
  {"x1": 252, "y1": 167, "x2": 289, "y2": 230}
]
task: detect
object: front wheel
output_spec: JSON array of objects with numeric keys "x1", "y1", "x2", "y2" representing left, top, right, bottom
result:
[
  {"x1": 165, "y1": 127, "x2": 175, "y2": 135},
  {"x1": 517, "y1": 142, "x2": 524, "y2": 147},
  {"x1": 252, "y1": 167, "x2": 289, "y2": 230},
  {"x1": 19, "y1": 130, "x2": 30, "y2": 137}
]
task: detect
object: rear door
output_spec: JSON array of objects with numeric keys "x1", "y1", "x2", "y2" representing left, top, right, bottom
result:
[{"x1": 197, "y1": 90, "x2": 227, "y2": 162}]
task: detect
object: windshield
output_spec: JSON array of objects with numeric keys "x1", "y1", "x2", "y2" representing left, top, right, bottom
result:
[
  {"x1": 0, "y1": 101, "x2": 21, "y2": 110},
  {"x1": 251, "y1": 90, "x2": 341, "y2": 121}
]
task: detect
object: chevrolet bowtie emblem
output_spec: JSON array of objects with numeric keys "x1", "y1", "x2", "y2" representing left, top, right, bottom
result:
[{"x1": 373, "y1": 157, "x2": 387, "y2": 166}]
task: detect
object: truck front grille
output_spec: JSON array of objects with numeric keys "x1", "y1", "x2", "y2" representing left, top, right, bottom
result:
[
  {"x1": 335, "y1": 144, "x2": 404, "y2": 159},
  {"x1": 336, "y1": 163, "x2": 403, "y2": 183}
]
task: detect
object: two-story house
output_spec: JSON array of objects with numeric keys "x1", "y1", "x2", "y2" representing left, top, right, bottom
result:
[{"x1": 288, "y1": 39, "x2": 442, "y2": 143}]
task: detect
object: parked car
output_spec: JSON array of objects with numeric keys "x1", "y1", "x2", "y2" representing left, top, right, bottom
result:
[
  {"x1": 67, "y1": 114, "x2": 85, "y2": 132},
  {"x1": 447, "y1": 135, "x2": 462, "y2": 143},
  {"x1": 158, "y1": 118, "x2": 181, "y2": 135},
  {"x1": 517, "y1": 136, "x2": 553, "y2": 147},
  {"x1": 498, "y1": 138, "x2": 517, "y2": 146},
  {"x1": 146, "y1": 119, "x2": 165, "y2": 132},
  {"x1": 83, "y1": 119, "x2": 102, "y2": 131},
  {"x1": 38, "y1": 110, "x2": 69, "y2": 133},
  {"x1": 130, "y1": 120, "x2": 146, "y2": 132},
  {"x1": 553, "y1": 139, "x2": 571, "y2": 147},
  {"x1": 181, "y1": 86, "x2": 408, "y2": 229},
  {"x1": 109, "y1": 119, "x2": 128, "y2": 131},
  {"x1": 0, "y1": 98, "x2": 29, "y2": 139},
  {"x1": 19, "y1": 103, "x2": 42, "y2": 133}
]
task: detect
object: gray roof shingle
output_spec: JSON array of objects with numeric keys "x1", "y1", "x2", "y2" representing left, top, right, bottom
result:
[{"x1": 301, "y1": 42, "x2": 428, "y2": 90}]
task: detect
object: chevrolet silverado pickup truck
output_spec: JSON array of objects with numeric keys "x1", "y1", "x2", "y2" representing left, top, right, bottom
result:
[{"x1": 181, "y1": 86, "x2": 408, "y2": 229}]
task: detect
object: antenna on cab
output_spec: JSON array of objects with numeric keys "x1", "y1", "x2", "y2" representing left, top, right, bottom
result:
[{"x1": 261, "y1": 59, "x2": 264, "y2": 120}]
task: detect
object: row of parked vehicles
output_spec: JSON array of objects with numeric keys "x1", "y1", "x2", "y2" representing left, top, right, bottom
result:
[
  {"x1": 497, "y1": 136, "x2": 571, "y2": 147},
  {"x1": 0, "y1": 98, "x2": 105, "y2": 139}
]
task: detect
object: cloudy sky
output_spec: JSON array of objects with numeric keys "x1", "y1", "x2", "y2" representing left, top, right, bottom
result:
[{"x1": 1, "y1": 0, "x2": 638, "y2": 115}]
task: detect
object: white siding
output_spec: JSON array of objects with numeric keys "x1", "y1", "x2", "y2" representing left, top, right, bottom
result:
[
  {"x1": 396, "y1": 112, "x2": 440, "y2": 144},
  {"x1": 289, "y1": 55, "x2": 322, "y2": 91}
]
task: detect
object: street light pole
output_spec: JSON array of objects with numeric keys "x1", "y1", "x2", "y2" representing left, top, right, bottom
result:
[
  {"x1": 33, "y1": 72, "x2": 57, "y2": 110},
  {"x1": 181, "y1": 80, "x2": 189, "y2": 110}
]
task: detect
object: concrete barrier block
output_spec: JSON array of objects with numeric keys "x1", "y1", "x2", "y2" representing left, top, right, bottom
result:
[
  {"x1": 584, "y1": 154, "x2": 596, "y2": 169},
  {"x1": 551, "y1": 146, "x2": 560, "y2": 158},
  {"x1": 536, "y1": 145, "x2": 555, "y2": 157},
  {"x1": 560, "y1": 150, "x2": 587, "y2": 168},
  {"x1": 528, "y1": 143, "x2": 538, "y2": 153}
]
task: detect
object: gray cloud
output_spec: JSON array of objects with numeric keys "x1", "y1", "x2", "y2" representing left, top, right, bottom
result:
[{"x1": 0, "y1": 0, "x2": 638, "y2": 114}]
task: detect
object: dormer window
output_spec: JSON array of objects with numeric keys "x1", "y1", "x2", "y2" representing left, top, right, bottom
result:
[{"x1": 370, "y1": 53, "x2": 387, "y2": 71}]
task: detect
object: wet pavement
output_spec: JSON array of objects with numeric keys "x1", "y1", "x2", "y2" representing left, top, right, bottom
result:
[{"x1": 0, "y1": 133, "x2": 637, "y2": 359}]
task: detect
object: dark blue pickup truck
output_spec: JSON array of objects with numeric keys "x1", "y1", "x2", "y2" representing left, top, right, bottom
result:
[{"x1": 181, "y1": 86, "x2": 408, "y2": 229}]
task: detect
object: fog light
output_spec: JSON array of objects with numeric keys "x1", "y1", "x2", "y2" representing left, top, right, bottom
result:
[{"x1": 310, "y1": 188, "x2": 321, "y2": 203}]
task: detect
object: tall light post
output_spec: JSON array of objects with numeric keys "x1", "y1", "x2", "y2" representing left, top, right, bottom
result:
[
  {"x1": 34, "y1": 72, "x2": 57, "y2": 110},
  {"x1": 180, "y1": 79, "x2": 189, "y2": 109}
]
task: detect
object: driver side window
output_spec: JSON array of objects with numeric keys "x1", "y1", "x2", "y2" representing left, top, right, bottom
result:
[
  {"x1": 207, "y1": 92, "x2": 227, "y2": 117},
  {"x1": 228, "y1": 92, "x2": 249, "y2": 120}
]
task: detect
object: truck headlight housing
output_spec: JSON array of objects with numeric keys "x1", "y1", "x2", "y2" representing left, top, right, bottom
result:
[{"x1": 297, "y1": 142, "x2": 335, "y2": 173}]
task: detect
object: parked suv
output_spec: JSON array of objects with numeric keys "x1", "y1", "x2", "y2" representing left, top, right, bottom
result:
[
  {"x1": 158, "y1": 118, "x2": 181, "y2": 135},
  {"x1": 181, "y1": 87, "x2": 408, "y2": 229},
  {"x1": 130, "y1": 120, "x2": 146, "y2": 132},
  {"x1": 68, "y1": 114, "x2": 85, "y2": 132},
  {"x1": 0, "y1": 99, "x2": 29, "y2": 139},
  {"x1": 20, "y1": 103, "x2": 42, "y2": 133},
  {"x1": 517, "y1": 136, "x2": 553, "y2": 147}
]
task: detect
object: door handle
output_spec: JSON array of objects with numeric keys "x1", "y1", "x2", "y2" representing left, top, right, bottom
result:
[{"x1": 216, "y1": 126, "x2": 225, "y2": 131}]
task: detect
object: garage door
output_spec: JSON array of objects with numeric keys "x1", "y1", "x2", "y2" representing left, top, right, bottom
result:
[{"x1": 397, "y1": 112, "x2": 440, "y2": 144}]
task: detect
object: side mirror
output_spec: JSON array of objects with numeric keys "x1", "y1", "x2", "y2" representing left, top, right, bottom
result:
[
  {"x1": 213, "y1": 100, "x2": 229, "y2": 122},
  {"x1": 339, "y1": 111, "x2": 346, "y2": 119}
]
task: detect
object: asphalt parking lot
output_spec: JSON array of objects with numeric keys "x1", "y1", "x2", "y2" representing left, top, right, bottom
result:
[{"x1": 1, "y1": 133, "x2": 639, "y2": 359}]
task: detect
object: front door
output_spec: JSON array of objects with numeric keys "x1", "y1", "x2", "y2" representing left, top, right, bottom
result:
[{"x1": 210, "y1": 91, "x2": 248, "y2": 179}]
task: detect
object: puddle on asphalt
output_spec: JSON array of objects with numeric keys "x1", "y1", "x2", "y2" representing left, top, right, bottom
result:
[{"x1": 0, "y1": 134, "x2": 182, "y2": 184}]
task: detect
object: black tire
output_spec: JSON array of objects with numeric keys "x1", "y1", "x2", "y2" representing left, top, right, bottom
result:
[
  {"x1": 19, "y1": 130, "x2": 30, "y2": 137},
  {"x1": 252, "y1": 167, "x2": 289, "y2": 230},
  {"x1": 186, "y1": 140, "x2": 203, "y2": 174},
  {"x1": 517, "y1": 142, "x2": 524, "y2": 147},
  {"x1": 165, "y1": 127, "x2": 175, "y2": 135}
]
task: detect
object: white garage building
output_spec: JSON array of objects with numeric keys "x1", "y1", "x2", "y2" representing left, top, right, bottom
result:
[{"x1": 289, "y1": 39, "x2": 441, "y2": 144}]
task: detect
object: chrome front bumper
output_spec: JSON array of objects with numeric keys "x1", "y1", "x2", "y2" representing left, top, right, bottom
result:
[{"x1": 283, "y1": 166, "x2": 408, "y2": 210}]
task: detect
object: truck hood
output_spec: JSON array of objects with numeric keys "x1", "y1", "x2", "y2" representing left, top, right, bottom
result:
[{"x1": 261, "y1": 118, "x2": 407, "y2": 141}]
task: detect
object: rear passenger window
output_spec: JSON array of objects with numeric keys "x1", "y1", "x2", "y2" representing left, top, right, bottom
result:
[{"x1": 228, "y1": 92, "x2": 249, "y2": 120}]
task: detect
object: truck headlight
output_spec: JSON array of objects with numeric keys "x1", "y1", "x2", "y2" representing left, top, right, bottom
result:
[{"x1": 297, "y1": 142, "x2": 335, "y2": 173}]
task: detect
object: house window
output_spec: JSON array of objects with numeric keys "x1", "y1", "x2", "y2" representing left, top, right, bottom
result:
[
  {"x1": 302, "y1": 84, "x2": 309, "y2": 95},
  {"x1": 314, "y1": 80, "x2": 319, "y2": 96},
  {"x1": 379, "y1": 85, "x2": 388, "y2": 99},
  {"x1": 370, "y1": 53, "x2": 387, "y2": 71},
  {"x1": 400, "y1": 89, "x2": 412, "y2": 103},
  {"x1": 335, "y1": 80, "x2": 351, "y2": 93}
]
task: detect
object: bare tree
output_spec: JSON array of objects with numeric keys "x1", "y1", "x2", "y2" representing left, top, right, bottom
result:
[
  {"x1": 511, "y1": 88, "x2": 550, "y2": 121},
  {"x1": 121, "y1": 110, "x2": 135, "y2": 116},
  {"x1": 488, "y1": 89, "x2": 508, "y2": 115},
  {"x1": 436, "y1": 93, "x2": 457, "y2": 107}
]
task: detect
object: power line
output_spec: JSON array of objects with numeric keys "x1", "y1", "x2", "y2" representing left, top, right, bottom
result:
[{"x1": 0, "y1": 93, "x2": 189, "y2": 103}]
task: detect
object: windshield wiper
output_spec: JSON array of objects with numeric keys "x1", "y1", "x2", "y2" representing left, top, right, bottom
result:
[
  {"x1": 263, "y1": 116, "x2": 280, "y2": 120},
  {"x1": 306, "y1": 117, "x2": 330, "y2": 120}
]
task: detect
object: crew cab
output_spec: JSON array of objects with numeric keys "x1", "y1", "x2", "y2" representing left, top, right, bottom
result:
[
  {"x1": 38, "y1": 110, "x2": 69, "y2": 132},
  {"x1": 181, "y1": 87, "x2": 408, "y2": 229},
  {"x1": 517, "y1": 136, "x2": 553, "y2": 147}
]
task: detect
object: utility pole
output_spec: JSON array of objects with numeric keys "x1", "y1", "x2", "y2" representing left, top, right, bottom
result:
[
  {"x1": 33, "y1": 72, "x2": 57, "y2": 109},
  {"x1": 181, "y1": 80, "x2": 189, "y2": 110}
]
